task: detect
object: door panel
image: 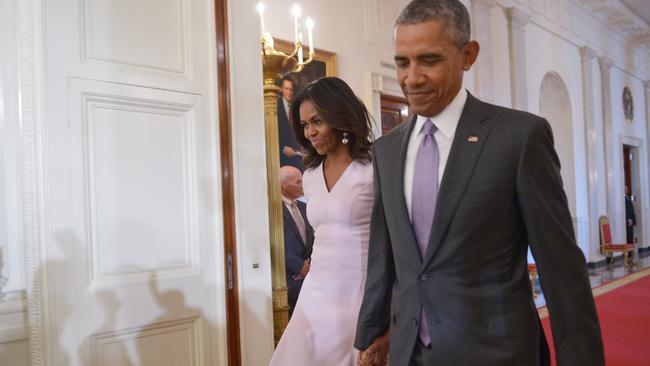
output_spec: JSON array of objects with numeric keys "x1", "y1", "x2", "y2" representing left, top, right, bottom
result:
[{"x1": 42, "y1": 0, "x2": 226, "y2": 365}]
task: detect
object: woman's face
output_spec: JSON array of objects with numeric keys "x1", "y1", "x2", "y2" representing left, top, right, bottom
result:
[{"x1": 299, "y1": 100, "x2": 343, "y2": 156}]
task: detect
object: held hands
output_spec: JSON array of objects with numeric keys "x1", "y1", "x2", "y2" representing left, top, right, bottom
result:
[
  {"x1": 358, "y1": 331, "x2": 389, "y2": 366},
  {"x1": 293, "y1": 260, "x2": 310, "y2": 280}
]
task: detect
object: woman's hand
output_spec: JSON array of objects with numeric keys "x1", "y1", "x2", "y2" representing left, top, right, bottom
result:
[{"x1": 358, "y1": 330, "x2": 389, "y2": 366}]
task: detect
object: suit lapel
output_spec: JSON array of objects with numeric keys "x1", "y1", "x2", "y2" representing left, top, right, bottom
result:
[
  {"x1": 385, "y1": 117, "x2": 422, "y2": 264},
  {"x1": 298, "y1": 202, "x2": 314, "y2": 256},
  {"x1": 423, "y1": 93, "x2": 492, "y2": 267}
]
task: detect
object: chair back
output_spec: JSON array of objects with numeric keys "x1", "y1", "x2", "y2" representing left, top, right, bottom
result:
[{"x1": 599, "y1": 215, "x2": 613, "y2": 254}]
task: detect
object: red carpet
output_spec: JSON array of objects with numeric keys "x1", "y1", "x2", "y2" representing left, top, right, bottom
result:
[{"x1": 540, "y1": 268, "x2": 650, "y2": 366}]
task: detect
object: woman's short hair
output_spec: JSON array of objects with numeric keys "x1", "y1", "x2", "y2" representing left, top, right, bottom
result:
[{"x1": 290, "y1": 77, "x2": 373, "y2": 169}]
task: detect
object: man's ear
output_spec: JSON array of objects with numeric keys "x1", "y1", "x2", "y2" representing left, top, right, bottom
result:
[{"x1": 462, "y1": 41, "x2": 480, "y2": 71}]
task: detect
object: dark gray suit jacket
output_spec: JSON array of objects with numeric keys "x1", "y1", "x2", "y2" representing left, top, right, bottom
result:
[
  {"x1": 354, "y1": 93, "x2": 604, "y2": 366},
  {"x1": 283, "y1": 200, "x2": 314, "y2": 315},
  {"x1": 278, "y1": 97, "x2": 304, "y2": 171}
]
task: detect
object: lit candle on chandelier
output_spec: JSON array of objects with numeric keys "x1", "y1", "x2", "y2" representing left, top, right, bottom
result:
[
  {"x1": 256, "y1": 3, "x2": 266, "y2": 39},
  {"x1": 297, "y1": 31, "x2": 304, "y2": 63},
  {"x1": 306, "y1": 18, "x2": 314, "y2": 55},
  {"x1": 292, "y1": 4, "x2": 301, "y2": 43}
]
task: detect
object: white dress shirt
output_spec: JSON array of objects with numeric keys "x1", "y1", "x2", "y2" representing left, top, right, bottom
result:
[
  {"x1": 403, "y1": 88, "x2": 468, "y2": 220},
  {"x1": 283, "y1": 98, "x2": 290, "y2": 119}
]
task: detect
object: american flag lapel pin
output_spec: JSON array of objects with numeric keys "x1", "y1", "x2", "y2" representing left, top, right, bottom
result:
[{"x1": 467, "y1": 135, "x2": 479, "y2": 143}]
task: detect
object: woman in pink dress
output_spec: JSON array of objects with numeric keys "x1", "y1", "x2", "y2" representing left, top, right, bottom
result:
[{"x1": 269, "y1": 77, "x2": 388, "y2": 366}]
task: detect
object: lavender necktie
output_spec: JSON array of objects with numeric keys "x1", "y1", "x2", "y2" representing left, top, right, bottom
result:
[{"x1": 411, "y1": 119, "x2": 438, "y2": 346}]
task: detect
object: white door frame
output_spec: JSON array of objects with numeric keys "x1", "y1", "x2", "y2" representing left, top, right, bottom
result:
[
  {"x1": 619, "y1": 135, "x2": 648, "y2": 249},
  {"x1": 364, "y1": 71, "x2": 404, "y2": 139}
]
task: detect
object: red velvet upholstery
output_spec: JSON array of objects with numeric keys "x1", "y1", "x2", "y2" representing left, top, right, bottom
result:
[{"x1": 599, "y1": 215, "x2": 635, "y2": 267}]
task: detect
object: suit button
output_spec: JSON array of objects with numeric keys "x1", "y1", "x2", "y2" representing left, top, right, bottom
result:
[
  {"x1": 419, "y1": 274, "x2": 428, "y2": 281},
  {"x1": 411, "y1": 317, "x2": 418, "y2": 326}
]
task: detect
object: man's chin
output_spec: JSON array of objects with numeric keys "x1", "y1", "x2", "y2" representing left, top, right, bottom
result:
[{"x1": 408, "y1": 107, "x2": 435, "y2": 117}]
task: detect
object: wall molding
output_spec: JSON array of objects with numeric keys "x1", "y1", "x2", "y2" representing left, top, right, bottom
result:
[
  {"x1": 364, "y1": 71, "x2": 403, "y2": 138},
  {"x1": 80, "y1": 0, "x2": 192, "y2": 77},
  {"x1": 507, "y1": 1, "x2": 649, "y2": 81},
  {"x1": 91, "y1": 317, "x2": 200, "y2": 366},
  {"x1": 17, "y1": 0, "x2": 48, "y2": 364},
  {"x1": 575, "y1": 0, "x2": 650, "y2": 50}
]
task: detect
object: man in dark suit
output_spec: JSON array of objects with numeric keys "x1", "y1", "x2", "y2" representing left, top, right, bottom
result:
[
  {"x1": 280, "y1": 166, "x2": 314, "y2": 318},
  {"x1": 625, "y1": 186, "x2": 636, "y2": 243},
  {"x1": 355, "y1": 1, "x2": 604, "y2": 365},
  {"x1": 278, "y1": 76, "x2": 304, "y2": 171}
]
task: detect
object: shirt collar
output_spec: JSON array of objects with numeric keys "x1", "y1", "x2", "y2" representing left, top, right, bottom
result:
[
  {"x1": 281, "y1": 195, "x2": 295, "y2": 206},
  {"x1": 414, "y1": 88, "x2": 467, "y2": 139}
]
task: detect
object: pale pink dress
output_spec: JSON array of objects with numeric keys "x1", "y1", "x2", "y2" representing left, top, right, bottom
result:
[{"x1": 269, "y1": 159, "x2": 374, "y2": 366}]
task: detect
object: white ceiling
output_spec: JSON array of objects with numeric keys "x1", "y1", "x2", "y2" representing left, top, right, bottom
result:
[{"x1": 620, "y1": 0, "x2": 650, "y2": 25}]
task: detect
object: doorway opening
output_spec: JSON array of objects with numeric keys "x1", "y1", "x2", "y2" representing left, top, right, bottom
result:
[
  {"x1": 623, "y1": 145, "x2": 642, "y2": 245},
  {"x1": 380, "y1": 94, "x2": 409, "y2": 134}
]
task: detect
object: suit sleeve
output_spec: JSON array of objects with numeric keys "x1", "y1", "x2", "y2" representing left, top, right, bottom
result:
[
  {"x1": 354, "y1": 148, "x2": 395, "y2": 350},
  {"x1": 284, "y1": 209, "x2": 305, "y2": 276},
  {"x1": 516, "y1": 119, "x2": 604, "y2": 366},
  {"x1": 285, "y1": 248, "x2": 304, "y2": 276}
]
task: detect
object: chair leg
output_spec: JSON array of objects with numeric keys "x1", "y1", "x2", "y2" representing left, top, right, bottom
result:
[
  {"x1": 530, "y1": 271, "x2": 538, "y2": 299},
  {"x1": 623, "y1": 252, "x2": 629, "y2": 268},
  {"x1": 606, "y1": 253, "x2": 614, "y2": 269}
]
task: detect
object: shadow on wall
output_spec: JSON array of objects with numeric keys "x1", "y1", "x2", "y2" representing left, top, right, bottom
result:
[
  {"x1": 33, "y1": 227, "x2": 230, "y2": 366},
  {"x1": 46, "y1": 231, "x2": 77, "y2": 365},
  {"x1": 82, "y1": 289, "x2": 134, "y2": 366},
  {"x1": 132, "y1": 272, "x2": 206, "y2": 366}
]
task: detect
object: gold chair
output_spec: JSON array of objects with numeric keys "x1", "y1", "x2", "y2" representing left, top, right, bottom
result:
[{"x1": 599, "y1": 215, "x2": 636, "y2": 267}]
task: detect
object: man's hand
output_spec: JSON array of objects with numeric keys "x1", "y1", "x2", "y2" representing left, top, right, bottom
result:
[
  {"x1": 628, "y1": 219, "x2": 634, "y2": 227},
  {"x1": 293, "y1": 260, "x2": 310, "y2": 280},
  {"x1": 283, "y1": 146, "x2": 297, "y2": 157},
  {"x1": 358, "y1": 331, "x2": 389, "y2": 366}
]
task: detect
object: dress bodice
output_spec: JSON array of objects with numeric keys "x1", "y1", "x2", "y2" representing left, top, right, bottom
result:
[{"x1": 303, "y1": 160, "x2": 374, "y2": 271}]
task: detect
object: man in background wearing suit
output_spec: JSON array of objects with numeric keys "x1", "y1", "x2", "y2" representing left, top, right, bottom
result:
[
  {"x1": 625, "y1": 186, "x2": 636, "y2": 243},
  {"x1": 280, "y1": 166, "x2": 314, "y2": 318},
  {"x1": 355, "y1": 1, "x2": 604, "y2": 365},
  {"x1": 278, "y1": 76, "x2": 304, "y2": 171}
]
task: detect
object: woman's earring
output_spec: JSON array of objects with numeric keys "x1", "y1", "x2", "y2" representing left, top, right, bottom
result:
[{"x1": 342, "y1": 132, "x2": 349, "y2": 145}]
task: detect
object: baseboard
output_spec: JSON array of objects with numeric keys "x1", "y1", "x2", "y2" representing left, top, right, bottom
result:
[{"x1": 587, "y1": 246, "x2": 649, "y2": 269}]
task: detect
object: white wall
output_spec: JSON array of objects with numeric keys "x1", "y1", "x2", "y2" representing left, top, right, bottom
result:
[
  {"x1": 608, "y1": 68, "x2": 649, "y2": 245},
  {"x1": 525, "y1": 21, "x2": 587, "y2": 253},
  {"x1": 228, "y1": 1, "x2": 274, "y2": 365},
  {"x1": 491, "y1": 0, "x2": 650, "y2": 261}
]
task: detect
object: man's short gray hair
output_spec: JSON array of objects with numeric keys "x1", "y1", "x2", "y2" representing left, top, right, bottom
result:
[{"x1": 395, "y1": 0, "x2": 471, "y2": 48}]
